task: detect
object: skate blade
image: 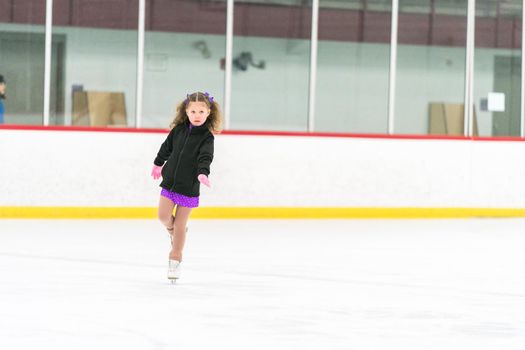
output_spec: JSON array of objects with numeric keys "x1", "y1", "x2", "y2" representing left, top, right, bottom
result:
[{"x1": 168, "y1": 277, "x2": 179, "y2": 284}]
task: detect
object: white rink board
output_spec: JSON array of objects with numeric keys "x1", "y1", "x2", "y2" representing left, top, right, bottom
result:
[{"x1": 2, "y1": 129, "x2": 525, "y2": 207}]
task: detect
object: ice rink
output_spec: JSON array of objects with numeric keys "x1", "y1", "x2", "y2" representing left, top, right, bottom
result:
[{"x1": 1, "y1": 218, "x2": 524, "y2": 350}]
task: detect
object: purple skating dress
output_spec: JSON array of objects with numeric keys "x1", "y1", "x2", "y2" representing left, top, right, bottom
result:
[
  {"x1": 160, "y1": 123, "x2": 200, "y2": 208},
  {"x1": 161, "y1": 188, "x2": 199, "y2": 208}
]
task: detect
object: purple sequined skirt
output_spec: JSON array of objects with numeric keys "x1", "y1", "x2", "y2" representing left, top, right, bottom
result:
[{"x1": 161, "y1": 188, "x2": 199, "y2": 208}]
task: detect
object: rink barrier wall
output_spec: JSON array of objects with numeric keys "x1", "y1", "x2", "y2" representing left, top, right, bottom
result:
[
  {"x1": 3, "y1": 126, "x2": 525, "y2": 219},
  {"x1": 3, "y1": 207, "x2": 525, "y2": 219}
]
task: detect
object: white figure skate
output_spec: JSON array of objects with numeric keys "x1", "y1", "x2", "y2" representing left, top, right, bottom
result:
[{"x1": 167, "y1": 259, "x2": 181, "y2": 284}]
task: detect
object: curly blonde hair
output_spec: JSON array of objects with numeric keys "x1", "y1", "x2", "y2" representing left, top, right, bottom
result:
[{"x1": 169, "y1": 92, "x2": 223, "y2": 133}]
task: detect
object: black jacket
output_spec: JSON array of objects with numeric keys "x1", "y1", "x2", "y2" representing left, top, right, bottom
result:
[{"x1": 154, "y1": 120, "x2": 214, "y2": 197}]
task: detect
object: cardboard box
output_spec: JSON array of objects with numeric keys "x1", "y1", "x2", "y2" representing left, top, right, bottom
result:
[
  {"x1": 429, "y1": 103, "x2": 478, "y2": 136},
  {"x1": 72, "y1": 91, "x2": 127, "y2": 127},
  {"x1": 72, "y1": 91, "x2": 89, "y2": 126}
]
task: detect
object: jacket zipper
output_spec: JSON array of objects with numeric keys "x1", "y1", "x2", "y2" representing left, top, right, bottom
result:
[{"x1": 170, "y1": 127, "x2": 191, "y2": 191}]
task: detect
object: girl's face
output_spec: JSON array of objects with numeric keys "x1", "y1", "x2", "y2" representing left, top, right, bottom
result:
[
  {"x1": 186, "y1": 101, "x2": 210, "y2": 126},
  {"x1": 0, "y1": 83, "x2": 5, "y2": 95}
]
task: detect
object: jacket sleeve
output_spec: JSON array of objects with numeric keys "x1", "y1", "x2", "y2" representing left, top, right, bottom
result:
[
  {"x1": 197, "y1": 135, "x2": 214, "y2": 176},
  {"x1": 153, "y1": 129, "x2": 175, "y2": 166}
]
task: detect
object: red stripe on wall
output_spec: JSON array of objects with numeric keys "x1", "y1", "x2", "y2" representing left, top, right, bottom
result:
[{"x1": 3, "y1": 124, "x2": 525, "y2": 142}]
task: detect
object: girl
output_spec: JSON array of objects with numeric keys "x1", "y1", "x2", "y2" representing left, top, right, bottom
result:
[
  {"x1": 151, "y1": 91, "x2": 222, "y2": 282},
  {"x1": 0, "y1": 75, "x2": 6, "y2": 124}
]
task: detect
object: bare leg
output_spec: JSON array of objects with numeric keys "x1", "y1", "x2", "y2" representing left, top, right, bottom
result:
[
  {"x1": 169, "y1": 205, "x2": 193, "y2": 261},
  {"x1": 158, "y1": 195, "x2": 175, "y2": 236}
]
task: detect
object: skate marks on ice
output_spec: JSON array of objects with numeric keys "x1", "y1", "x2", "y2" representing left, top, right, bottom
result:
[{"x1": 1, "y1": 219, "x2": 525, "y2": 350}]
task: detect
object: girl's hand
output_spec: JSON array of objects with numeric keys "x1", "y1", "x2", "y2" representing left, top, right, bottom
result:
[
  {"x1": 198, "y1": 174, "x2": 211, "y2": 187},
  {"x1": 151, "y1": 165, "x2": 162, "y2": 180}
]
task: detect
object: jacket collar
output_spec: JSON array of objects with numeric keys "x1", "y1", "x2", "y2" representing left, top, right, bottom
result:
[{"x1": 185, "y1": 119, "x2": 210, "y2": 134}]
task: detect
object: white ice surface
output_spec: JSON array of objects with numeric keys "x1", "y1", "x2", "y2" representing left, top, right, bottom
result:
[{"x1": 1, "y1": 219, "x2": 525, "y2": 350}]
